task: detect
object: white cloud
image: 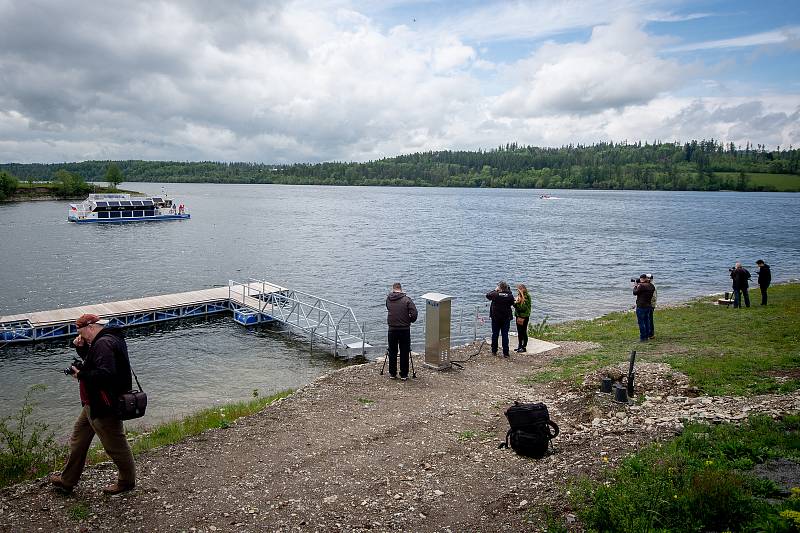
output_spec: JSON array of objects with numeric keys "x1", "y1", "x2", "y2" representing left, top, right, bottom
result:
[
  {"x1": 0, "y1": 1, "x2": 797, "y2": 163},
  {"x1": 493, "y1": 17, "x2": 686, "y2": 116},
  {"x1": 668, "y1": 25, "x2": 800, "y2": 52}
]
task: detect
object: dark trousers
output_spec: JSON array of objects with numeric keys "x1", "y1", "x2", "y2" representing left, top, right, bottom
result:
[
  {"x1": 61, "y1": 405, "x2": 135, "y2": 488},
  {"x1": 733, "y1": 288, "x2": 750, "y2": 308},
  {"x1": 636, "y1": 307, "x2": 654, "y2": 340},
  {"x1": 760, "y1": 285, "x2": 769, "y2": 305},
  {"x1": 387, "y1": 328, "x2": 411, "y2": 378},
  {"x1": 491, "y1": 318, "x2": 511, "y2": 355},
  {"x1": 516, "y1": 317, "x2": 529, "y2": 349}
]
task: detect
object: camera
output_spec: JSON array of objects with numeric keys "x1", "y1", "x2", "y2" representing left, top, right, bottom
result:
[
  {"x1": 729, "y1": 267, "x2": 736, "y2": 273},
  {"x1": 630, "y1": 278, "x2": 639, "y2": 283},
  {"x1": 63, "y1": 358, "x2": 83, "y2": 375}
]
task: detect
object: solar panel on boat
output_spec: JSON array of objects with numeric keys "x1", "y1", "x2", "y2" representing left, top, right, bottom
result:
[
  {"x1": 141, "y1": 200, "x2": 154, "y2": 206},
  {"x1": 95, "y1": 201, "x2": 108, "y2": 207},
  {"x1": 108, "y1": 201, "x2": 119, "y2": 206}
]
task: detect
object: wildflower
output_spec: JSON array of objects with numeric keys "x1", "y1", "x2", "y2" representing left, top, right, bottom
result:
[{"x1": 704, "y1": 460, "x2": 714, "y2": 466}]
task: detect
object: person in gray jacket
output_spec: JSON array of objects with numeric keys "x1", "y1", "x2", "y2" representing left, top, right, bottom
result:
[{"x1": 386, "y1": 282, "x2": 418, "y2": 380}]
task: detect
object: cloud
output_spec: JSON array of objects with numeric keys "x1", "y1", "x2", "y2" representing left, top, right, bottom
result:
[
  {"x1": 667, "y1": 25, "x2": 800, "y2": 52},
  {"x1": 0, "y1": 1, "x2": 798, "y2": 164},
  {"x1": 493, "y1": 17, "x2": 686, "y2": 116}
]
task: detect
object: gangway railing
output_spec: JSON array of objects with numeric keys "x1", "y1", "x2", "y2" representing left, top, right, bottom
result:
[{"x1": 228, "y1": 279, "x2": 371, "y2": 357}]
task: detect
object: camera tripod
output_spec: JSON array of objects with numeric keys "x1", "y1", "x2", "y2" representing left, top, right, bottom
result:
[{"x1": 379, "y1": 347, "x2": 417, "y2": 378}]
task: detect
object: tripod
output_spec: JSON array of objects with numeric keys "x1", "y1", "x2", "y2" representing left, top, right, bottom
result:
[{"x1": 379, "y1": 347, "x2": 417, "y2": 378}]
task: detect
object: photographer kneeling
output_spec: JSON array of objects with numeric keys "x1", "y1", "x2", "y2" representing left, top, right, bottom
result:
[
  {"x1": 49, "y1": 314, "x2": 136, "y2": 495},
  {"x1": 632, "y1": 275, "x2": 655, "y2": 342}
]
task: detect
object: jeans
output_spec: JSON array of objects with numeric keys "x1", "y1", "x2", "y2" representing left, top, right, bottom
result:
[
  {"x1": 387, "y1": 328, "x2": 411, "y2": 377},
  {"x1": 516, "y1": 317, "x2": 529, "y2": 349},
  {"x1": 733, "y1": 288, "x2": 750, "y2": 308},
  {"x1": 491, "y1": 318, "x2": 511, "y2": 355},
  {"x1": 636, "y1": 307, "x2": 654, "y2": 340}
]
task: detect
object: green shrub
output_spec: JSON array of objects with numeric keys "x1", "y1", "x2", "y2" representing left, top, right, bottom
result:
[
  {"x1": 0, "y1": 385, "x2": 66, "y2": 488},
  {"x1": 0, "y1": 170, "x2": 19, "y2": 200}
]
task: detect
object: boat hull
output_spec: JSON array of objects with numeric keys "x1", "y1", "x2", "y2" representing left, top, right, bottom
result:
[{"x1": 69, "y1": 214, "x2": 191, "y2": 223}]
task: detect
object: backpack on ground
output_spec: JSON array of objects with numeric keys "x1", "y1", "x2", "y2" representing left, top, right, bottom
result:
[{"x1": 498, "y1": 401, "x2": 559, "y2": 458}]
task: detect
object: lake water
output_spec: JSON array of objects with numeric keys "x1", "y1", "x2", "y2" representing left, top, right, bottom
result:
[{"x1": 2, "y1": 185, "x2": 799, "y2": 437}]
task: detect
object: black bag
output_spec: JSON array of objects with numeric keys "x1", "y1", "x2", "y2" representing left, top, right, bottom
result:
[
  {"x1": 499, "y1": 402, "x2": 559, "y2": 458},
  {"x1": 116, "y1": 368, "x2": 147, "y2": 420}
]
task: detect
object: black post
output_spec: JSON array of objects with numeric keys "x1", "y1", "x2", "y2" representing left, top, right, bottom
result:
[{"x1": 627, "y1": 350, "x2": 636, "y2": 397}]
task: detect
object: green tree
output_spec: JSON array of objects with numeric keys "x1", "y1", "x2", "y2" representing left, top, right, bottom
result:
[
  {"x1": 104, "y1": 163, "x2": 123, "y2": 189},
  {"x1": 0, "y1": 171, "x2": 19, "y2": 200},
  {"x1": 52, "y1": 169, "x2": 90, "y2": 198}
]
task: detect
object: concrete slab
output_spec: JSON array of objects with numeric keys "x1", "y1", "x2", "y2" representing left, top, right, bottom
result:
[{"x1": 484, "y1": 337, "x2": 559, "y2": 354}]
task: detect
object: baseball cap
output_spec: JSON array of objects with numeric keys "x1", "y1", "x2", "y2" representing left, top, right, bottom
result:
[{"x1": 76, "y1": 314, "x2": 109, "y2": 328}]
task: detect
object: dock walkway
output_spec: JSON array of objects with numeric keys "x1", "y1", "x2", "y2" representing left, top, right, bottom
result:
[{"x1": 0, "y1": 279, "x2": 370, "y2": 356}]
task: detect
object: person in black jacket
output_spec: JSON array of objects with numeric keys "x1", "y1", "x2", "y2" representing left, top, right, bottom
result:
[
  {"x1": 386, "y1": 283, "x2": 418, "y2": 380},
  {"x1": 730, "y1": 262, "x2": 751, "y2": 308},
  {"x1": 49, "y1": 314, "x2": 136, "y2": 495},
  {"x1": 486, "y1": 281, "x2": 515, "y2": 357},
  {"x1": 756, "y1": 259, "x2": 771, "y2": 305}
]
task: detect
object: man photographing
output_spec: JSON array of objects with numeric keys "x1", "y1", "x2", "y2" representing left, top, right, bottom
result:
[
  {"x1": 730, "y1": 262, "x2": 751, "y2": 309},
  {"x1": 49, "y1": 314, "x2": 136, "y2": 495},
  {"x1": 385, "y1": 283, "x2": 418, "y2": 381},
  {"x1": 633, "y1": 275, "x2": 655, "y2": 341}
]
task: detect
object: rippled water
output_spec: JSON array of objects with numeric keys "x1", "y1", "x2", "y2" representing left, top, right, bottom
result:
[{"x1": 2, "y1": 185, "x2": 798, "y2": 437}]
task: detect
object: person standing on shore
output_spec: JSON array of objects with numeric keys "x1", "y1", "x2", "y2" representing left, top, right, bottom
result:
[
  {"x1": 756, "y1": 259, "x2": 771, "y2": 305},
  {"x1": 50, "y1": 314, "x2": 136, "y2": 495},
  {"x1": 486, "y1": 281, "x2": 515, "y2": 357},
  {"x1": 646, "y1": 274, "x2": 656, "y2": 340},
  {"x1": 730, "y1": 262, "x2": 751, "y2": 308},
  {"x1": 513, "y1": 284, "x2": 531, "y2": 352},
  {"x1": 633, "y1": 275, "x2": 655, "y2": 341},
  {"x1": 385, "y1": 283, "x2": 418, "y2": 381}
]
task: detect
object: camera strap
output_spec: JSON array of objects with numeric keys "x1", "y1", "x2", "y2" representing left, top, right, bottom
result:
[{"x1": 130, "y1": 367, "x2": 144, "y2": 392}]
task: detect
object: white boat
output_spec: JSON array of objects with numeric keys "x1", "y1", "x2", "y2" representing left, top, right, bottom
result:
[{"x1": 67, "y1": 192, "x2": 189, "y2": 223}]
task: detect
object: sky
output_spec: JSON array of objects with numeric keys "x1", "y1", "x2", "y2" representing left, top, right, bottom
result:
[{"x1": 0, "y1": 0, "x2": 798, "y2": 164}]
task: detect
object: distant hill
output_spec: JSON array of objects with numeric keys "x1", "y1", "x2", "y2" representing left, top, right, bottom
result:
[{"x1": 2, "y1": 140, "x2": 799, "y2": 191}]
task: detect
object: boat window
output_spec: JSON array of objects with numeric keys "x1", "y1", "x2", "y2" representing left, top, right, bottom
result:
[
  {"x1": 144, "y1": 210, "x2": 155, "y2": 216},
  {"x1": 122, "y1": 211, "x2": 133, "y2": 217},
  {"x1": 98, "y1": 212, "x2": 109, "y2": 218},
  {"x1": 110, "y1": 211, "x2": 121, "y2": 218},
  {"x1": 133, "y1": 210, "x2": 143, "y2": 217}
]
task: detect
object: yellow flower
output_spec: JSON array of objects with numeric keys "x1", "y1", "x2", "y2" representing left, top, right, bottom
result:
[{"x1": 704, "y1": 460, "x2": 714, "y2": 466}]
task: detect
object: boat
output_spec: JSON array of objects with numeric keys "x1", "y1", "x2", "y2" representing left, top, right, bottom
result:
[{"x1": 67, "y1": 192, "x2": 189, "y2": 223}]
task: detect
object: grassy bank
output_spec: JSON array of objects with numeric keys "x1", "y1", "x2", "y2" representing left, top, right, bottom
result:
[
  {"x1": 0, "y1": 389, "x2": 292, "y2": 489},
  {"x1": 528, "y1": 283, "x2": 800, "y2": 395},
  {"x1": 716, "y1": 171, "x2": 800, "y2": 192},
  {"x1": 558, "y1": 415, "x2": 800, "y2": 532}
]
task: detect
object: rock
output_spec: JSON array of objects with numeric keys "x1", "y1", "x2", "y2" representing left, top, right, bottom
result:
[{"x1": 323, "y1": 495, "x2": 338, "y2": 504}]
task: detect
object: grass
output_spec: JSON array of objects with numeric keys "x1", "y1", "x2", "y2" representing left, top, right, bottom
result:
[
  {"x1": 67, "y1": 503, "x2": 91, "y2": 521},
  {"x1": 524, "y1": 283, "x2": 800, "y2": 396},
  {"x1": 716, "y1": 172, "x2": 800, "y2": 192},
  {"x1": 567, "y1": 415, "x2": 800, "y2": 532},
  {"x1": 0, "y1": 388, "x2": 293, "y2": 488}
]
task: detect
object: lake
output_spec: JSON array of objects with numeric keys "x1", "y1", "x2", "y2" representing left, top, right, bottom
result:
[{"x1": 1, "y1": 184, "x2": 798, "y2": 437}]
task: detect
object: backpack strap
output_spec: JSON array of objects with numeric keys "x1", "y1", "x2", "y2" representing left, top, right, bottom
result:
[
  {"x1": 498, "y1": 428, "x2": 512, "y2": 449},
  {"x1": 547, "y1": 420, "x2": 560, "y2": 439}
]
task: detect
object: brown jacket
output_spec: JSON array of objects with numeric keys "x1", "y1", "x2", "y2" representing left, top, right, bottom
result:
[{"x1": 386, "y1": 292, "x2": 418, "y2": 330}]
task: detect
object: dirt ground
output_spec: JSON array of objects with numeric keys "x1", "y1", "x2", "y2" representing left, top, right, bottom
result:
[{"x1": 2, "y1": 341, "x2": 798, "y2": 532}]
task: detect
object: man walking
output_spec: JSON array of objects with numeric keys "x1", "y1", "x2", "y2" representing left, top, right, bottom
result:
[
  {"x1": 386, "y1": 283, "x2": 418, "y2": 381},
  {"x1": 486, "y1": 281, "x2": 515, "y2": 357},
  {"x1": 50, "y1": 314, "x2": 136, "y2": 495},
  {"x1": 756, "y1": 259, "x2": 771, "y2": 305},
  {"x1": 633, "y1": 274, "x2": 655, "y2": 341},
  {"x1": 730, "y1": 262, "x2": 751, "y2": 308}
]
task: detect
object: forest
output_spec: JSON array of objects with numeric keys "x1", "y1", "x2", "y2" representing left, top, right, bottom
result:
[{"x1": 2, "y1": 140, "x2": 799, "y2": 192}]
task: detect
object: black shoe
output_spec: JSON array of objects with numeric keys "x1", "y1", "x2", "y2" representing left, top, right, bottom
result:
[
  {"x1": 400, "y1": 376, "x2": 408, "y2": 381},
  {"x1": 389, "y1": 374, "x2": 397, "y2": 380},
  {"x1": 503, "y1": 353, "x2": 510, "y2": 358},
  {"x1": 518, "y1": 348, "x2": 526, "y2": 353}
]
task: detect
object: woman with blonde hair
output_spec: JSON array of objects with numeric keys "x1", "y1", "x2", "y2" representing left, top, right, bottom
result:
[{"x1": 513, "y1": 284, "x2": 531, "y2": 352}]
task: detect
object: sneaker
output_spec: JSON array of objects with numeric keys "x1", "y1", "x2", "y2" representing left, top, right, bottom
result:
[
  {"x1": 49, "y1": 474, "x2": 73, "y2": 494},
  {"x1": 518, "y1": 347, "x2": 526, "y2": 353},
  {"x1": 102, "y1": 481, "x2": 135, "y2": 495},
  {"x1": 400, "y1": 376, "x2": 408, "y2": 381},
  {"x1": 389, "y1": 374, "x2": 397, "y2": 380}
]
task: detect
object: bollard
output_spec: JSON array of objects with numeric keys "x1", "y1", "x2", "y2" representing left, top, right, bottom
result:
[
  {"x1": 600, "y1": 377, "x2": 613, "y2": 393},
  {"x1": 613, "y1": 383, "x2": 629, "y2": 403}
]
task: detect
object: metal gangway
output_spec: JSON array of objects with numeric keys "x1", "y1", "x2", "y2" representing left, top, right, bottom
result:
[{"x1": 227, "y1": 279, "x2": 371, "y2": 357}]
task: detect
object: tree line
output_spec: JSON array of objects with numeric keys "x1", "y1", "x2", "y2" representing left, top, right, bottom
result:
[{"x1": 2, "y1": 140, "x2": 798, "y2": 192}]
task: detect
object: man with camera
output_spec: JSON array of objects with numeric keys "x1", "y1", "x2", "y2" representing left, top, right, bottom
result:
[
  {"x1": 730, "y1": 262, "x2": 751, "y2": 308},
  {"x1": 632, "y1": 275, "x2": 655, "y2": 341},
  {"x1": 49, "y1": 314, "x2": 136, "y2": 495},
  {"x1": 486, "y1": 281, "x2": 516, "y2": 357},
  {"x1": 386, "y1": 283, "x2": 418, "y2": 381}
]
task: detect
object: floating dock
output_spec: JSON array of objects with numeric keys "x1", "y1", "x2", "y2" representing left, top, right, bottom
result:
[{"x1": 0, "y1": 279, "x2": 371, "y2": 356}]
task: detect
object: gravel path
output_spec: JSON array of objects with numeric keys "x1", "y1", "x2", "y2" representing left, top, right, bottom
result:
[{"x1": 2, "y1": 341, "x2": 798, "y2": 532}]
